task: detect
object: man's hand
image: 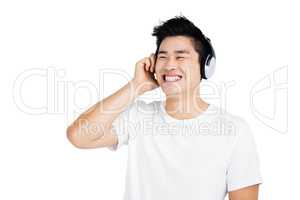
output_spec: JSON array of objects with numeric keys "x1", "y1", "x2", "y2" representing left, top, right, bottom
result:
[{"x1": 132, "y1": 53, "x2": 159, "y2": 95}]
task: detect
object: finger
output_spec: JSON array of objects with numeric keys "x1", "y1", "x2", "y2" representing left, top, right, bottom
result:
[
  {"x1": 148, "y1": 55, "x2": 154, "y2": 72},
  {"x1": 143, "y1": 57, "x2": 150, "y2": 71},
  {"x1": 151, "y1": 54, "x2": 155, "y2": 72},
  {"x1": 153, "y1": 53, "x2": 157, "y2": 72},
  {"x1": 149, "y1": 54, "x2": 155, "y2": 72},
  {"x1": 145, "y1": 57, "x2": 151, "y2": 71}
]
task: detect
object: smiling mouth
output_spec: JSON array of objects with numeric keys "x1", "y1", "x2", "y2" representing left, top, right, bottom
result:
[{"x1": 163, "y1": 75, "x2": 183, "y2": 82}]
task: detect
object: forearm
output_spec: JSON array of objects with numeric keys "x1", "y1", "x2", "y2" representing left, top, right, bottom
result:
[{"x1": 67, "y1": 79, "x2": 141, "y2": 144}]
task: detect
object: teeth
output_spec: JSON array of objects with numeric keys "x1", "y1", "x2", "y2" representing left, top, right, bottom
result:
[{"x1": 165, "y1": 75, "x2": 181, "y2": 82}]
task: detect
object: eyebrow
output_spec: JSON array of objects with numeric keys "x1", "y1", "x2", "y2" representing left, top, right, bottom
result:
[{"x1": 158, "y1": 49, "x2": 190, "y2": 55}]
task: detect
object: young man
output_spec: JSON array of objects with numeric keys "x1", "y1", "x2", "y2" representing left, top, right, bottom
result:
[{"x1": 67, "y1": 16, "x2": 263, "y2": 200}]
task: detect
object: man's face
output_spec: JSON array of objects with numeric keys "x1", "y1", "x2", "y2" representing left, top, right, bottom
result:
[{"x1": 154, "y1": 36, "x2": 201, "y2": 96}]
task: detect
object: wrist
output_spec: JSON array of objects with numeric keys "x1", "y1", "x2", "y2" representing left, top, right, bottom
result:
[{"x1": 129, "y1": 79, "x2": 144, "y2": 96}]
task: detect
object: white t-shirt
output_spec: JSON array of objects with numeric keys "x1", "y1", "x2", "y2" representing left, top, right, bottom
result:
[{"x1": 109, "y1": 99, "x2": 263, "y2": 200}]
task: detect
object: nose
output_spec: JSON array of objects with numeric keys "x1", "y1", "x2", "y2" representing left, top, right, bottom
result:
[{"x1": 164, "y1": 57, "x2": 178, "y2": 71}]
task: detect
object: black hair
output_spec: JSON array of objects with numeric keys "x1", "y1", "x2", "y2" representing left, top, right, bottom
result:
[{"x1": 152, "y1": 15, "x2": 214, "y2": 80}]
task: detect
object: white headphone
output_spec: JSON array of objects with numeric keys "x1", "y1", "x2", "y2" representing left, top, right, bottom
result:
[{"x1": 203, "y1": 36, "x2": 216, "y2": 79}]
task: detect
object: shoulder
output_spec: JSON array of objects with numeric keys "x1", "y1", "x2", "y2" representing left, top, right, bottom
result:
[{"x1": 211, "y1": 106, "x2": 259, "y2": 159}]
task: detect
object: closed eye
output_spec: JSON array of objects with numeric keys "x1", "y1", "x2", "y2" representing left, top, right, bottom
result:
[{"x1": 158, "y1": 56, "x2": 166, "y2": 59}]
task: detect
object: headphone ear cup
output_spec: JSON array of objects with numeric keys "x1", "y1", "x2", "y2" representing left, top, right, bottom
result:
[{"x1": 204, "y1": 55, "x2": 216, "y2": 79}]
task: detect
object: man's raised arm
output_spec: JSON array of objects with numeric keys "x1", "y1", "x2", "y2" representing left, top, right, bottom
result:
[{"x1": 66, "y1": 54, "x2": 158, "y2": 149}]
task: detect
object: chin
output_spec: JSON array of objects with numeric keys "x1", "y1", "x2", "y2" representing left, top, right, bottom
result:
[{"x1": 162, "y1": 86, "x2": 185, "y2": 96}]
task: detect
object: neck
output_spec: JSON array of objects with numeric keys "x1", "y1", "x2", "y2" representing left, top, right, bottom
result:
[{"x1": 164, "y1": 90, "x2": 209, "y2": 120}]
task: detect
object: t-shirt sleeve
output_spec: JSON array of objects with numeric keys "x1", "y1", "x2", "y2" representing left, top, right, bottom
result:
[
  {"x1": 226, "y1": 118, "x2": 263, "y2": 192},
  {"x1": 107, "y1": 99, "x2": 141, "y2": 151}
]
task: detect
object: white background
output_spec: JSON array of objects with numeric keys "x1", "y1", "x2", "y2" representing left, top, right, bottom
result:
[{"x1": 0, "y1": 0, "x2": 298, "y2": 199}]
